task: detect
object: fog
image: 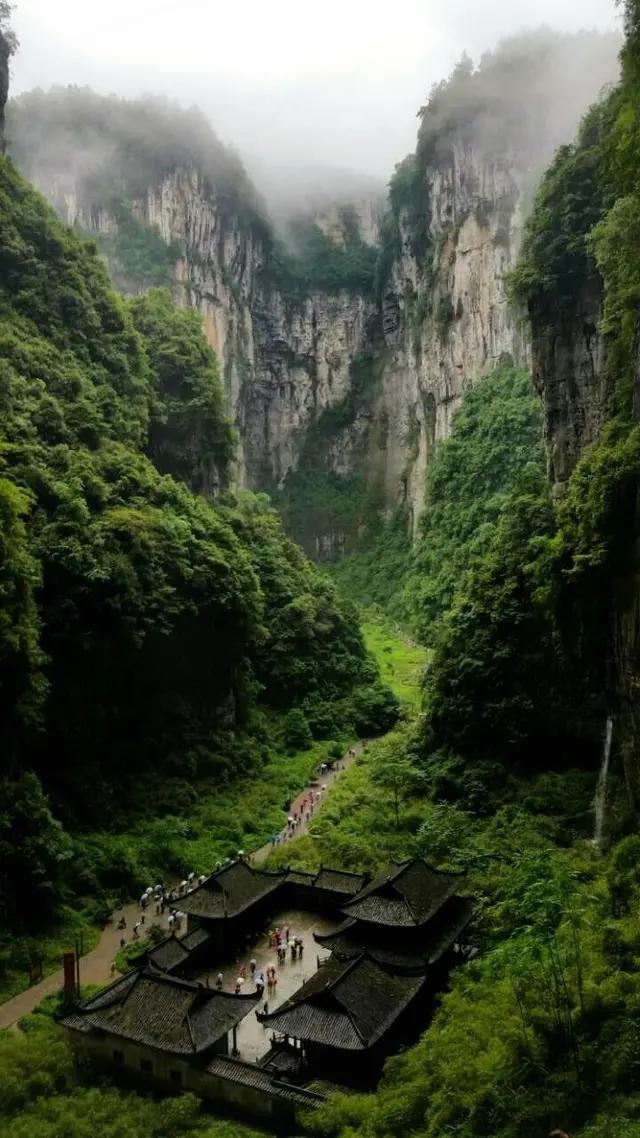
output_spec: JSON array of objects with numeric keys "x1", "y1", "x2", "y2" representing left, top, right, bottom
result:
[{"x1": 8, "y1": 0, "x2": 623, "y2": 205}]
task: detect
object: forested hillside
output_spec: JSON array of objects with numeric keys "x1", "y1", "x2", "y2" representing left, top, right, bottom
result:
[
  {"x1": 0, "y1": 146, "x2": 396, "y2": 992},
  {"x1": 260, "y1": 4, "x2": 640, "y2": 1136},
  {"x1": 5, "y1": 3, "x2": 640, "y2": 1138}
]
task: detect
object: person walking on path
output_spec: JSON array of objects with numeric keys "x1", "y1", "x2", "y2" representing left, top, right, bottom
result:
[{"x1": 0, "y1": 736, "x2": 369, "y2": 1032}]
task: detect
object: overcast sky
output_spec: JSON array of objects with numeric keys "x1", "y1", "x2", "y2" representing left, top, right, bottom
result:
[{"x1": 9, "y1": 0, "x2": 621, "y2": 186}]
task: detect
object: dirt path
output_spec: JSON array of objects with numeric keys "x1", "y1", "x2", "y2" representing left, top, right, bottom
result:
[
  {"x1": 251, "y1": 739, "x2": 366, "y2": 865},
  {"x1": 0, "y1": 739, "x2": 367, "y2": 1031}
]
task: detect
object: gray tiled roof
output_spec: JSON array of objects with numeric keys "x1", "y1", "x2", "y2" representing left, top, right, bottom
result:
[
  {"x1": 259, "y1": 954, "x2": 425, "y2": 1050},
  {"x1": 147, "y1": 927, "x2": 212, "y2": 975},
  {"x1": 313, "y1": 868, "x2": 367, "y2": 895},
  {"x1": 285, "y1": 869, "x2": 317, "y2": 885},
  {"x1": 62, "y1": 969, "x2": 257, "y2": 1055},
  {"x1": 341, "y1": 859, "x2": 465, "y2": 928},
  {"x1": 315, "y1": 896, "x2": 474, "y2": 970},
  {"x1": 147, "y1": 934, "x2": 189, "y2": 973},
  {"x1": 205, "y1": 1055, "x2": 326, "y2": 1105},
  {"x1": 181, "y1": 926, "x2": 212, "y2": 951},
  {"x1": 177, "y1": 860, "x2": 285, "y2": 921}
]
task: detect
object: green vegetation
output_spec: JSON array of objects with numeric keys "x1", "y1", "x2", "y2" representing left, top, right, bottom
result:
[
  {"x1": 361, "y1": 611, "x2": 427, "y2": 709},
  {"x1": 92, "y1": 196, "x2": 183, "y2": 293},
  {"x1": 1, "y1": 991, "x2": 268, "y2": 1138},
  {"x1": 509, "y1": 97, "x2": 617, "y2": 316},
  {"x1": 327, "y1": 507, "x2": 413, "y2": 621},
  {"x1": 409, "y1": 363, "x2": 545, "y2": 644},
  {"x1": 277, "y1": 349, "x2": 388, "y2": 556},
  {"x1": 0, "y1": 154, "x2": 395, "y2": 1001},
  {"x1": 130, "y1": 288, "x2": 236, "y2": 491},
  {"x1": 266, "y1": 216, "x2": 378, "y2": 297}
]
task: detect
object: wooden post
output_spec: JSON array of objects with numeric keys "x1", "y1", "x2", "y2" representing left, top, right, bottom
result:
[{"x1": 232, "y1": 1025, "x2": 238, "y2": 1056}]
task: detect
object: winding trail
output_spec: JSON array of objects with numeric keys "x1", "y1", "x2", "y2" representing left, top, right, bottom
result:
[{"x1": 0, "y1": 739, "x2": 366, "y2": 1031}]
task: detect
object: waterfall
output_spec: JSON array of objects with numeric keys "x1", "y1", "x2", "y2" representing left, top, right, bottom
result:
[{"x1": 593, "y1": 715, "x2": 614, "y2": 850}]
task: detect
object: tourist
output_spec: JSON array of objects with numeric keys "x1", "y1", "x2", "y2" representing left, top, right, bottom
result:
[
  {"x1": 120, "y1": 937, "x2": 126, "y2": 949},
  {"x1": 250, "y1": 958, "x2": 256, "y2": 975},
  {"x1": 239, "y1": 963, "x2": 247, "y2": 979},
  {"x1": 110, "y1": 961, "x2": 116, "y2": 976},
  {"x1": 291, "y1": 941, "x2": 297, "y2": 961},
  {"x1": 234, "y1": 979, "x2": 242, "y2": 994},
  {"x1": 117, "y1": 916, "x2": 127, "y2": 930},
  {"x1": 263, "y1": 1001, "x2": 269, "y2": 1016},
  {"x1": 140, "y1": 913, "x2": 145, "y2": 926},
  {"x1": 198, "y1": 874, "x2": 206, "y2": 884},
  {"x1": 140, "y1": 892, "x2": 148, "y2": 909},
  {"x1": 216, "y1": 973, "x2": 223, "y2": 989},
  {"x1": 285, "y1": 925, "x2": 290, "y2": 943},
  {"x1": 278, "y1": 944, "x2": 286, "y2": 964},
  {"x1": 133, "y1": 921, "x2": 141, "y2": 939},
  {"x1": 297, "y1": 937, "x2": 304, "y2": 958}
]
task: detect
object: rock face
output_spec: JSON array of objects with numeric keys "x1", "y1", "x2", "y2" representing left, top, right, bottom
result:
[
  {"x1": 22, "y1": 143, "x2": 527, "y2": 545},
  {"x1": 0, "y1": 30, "x2": 9, "y2": 148},
  {"x1": 373, "y1": 144, "x2": 529, "y2": 530},
  {"x1": 529, "y1": 278, "x2": 609, "y2": 488},
  {"x1": 10, "y1": 86, "x2": 545, "y2": 563}
]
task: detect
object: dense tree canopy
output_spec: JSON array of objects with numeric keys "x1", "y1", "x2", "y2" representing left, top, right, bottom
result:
[
  {"x1": 409, "y1": 363, "x2": 545, "y2": 645},
  {"x1": 0, "y1": 154, "x2": 384, "y2": 936}
]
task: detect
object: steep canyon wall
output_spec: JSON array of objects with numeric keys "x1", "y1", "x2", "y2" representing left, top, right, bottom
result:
[{"x1": 7, "y1": 32, "x2": 619, "y2": 554}]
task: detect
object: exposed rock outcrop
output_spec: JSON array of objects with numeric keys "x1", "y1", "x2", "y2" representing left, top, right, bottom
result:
[
  {"x1": 8, "y1": 27, "x2": 620, "y2": 552},
  {"x1": 0, "y1": 30, "x2": 9, "y2": 149},
  {"x1": 374, "y1": 144, "x2": 529, "y2": 528},
  {"x1": 530, "y1": 278, "x2": 609, "y2": 488}
]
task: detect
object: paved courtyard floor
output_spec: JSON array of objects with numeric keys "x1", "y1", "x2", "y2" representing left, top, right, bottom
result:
[{"x1": 196, "y1": 907, "x2": 338, "y2": 1062}]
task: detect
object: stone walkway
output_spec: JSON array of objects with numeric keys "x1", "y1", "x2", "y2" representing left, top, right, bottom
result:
[
  {"x1": 0, "y1": 739, "x2": 367, "y2": 1031},
  {"x1": 252, "y1": 740, "x2": 365, "y2": 866},
  {"x1": 198, "y1": 907, "x2": 338, "y2": 1062}
]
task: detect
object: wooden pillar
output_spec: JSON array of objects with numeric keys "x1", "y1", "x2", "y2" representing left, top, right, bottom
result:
[{"x1": 232, "y1": 1025, "x2": 238, "y2": 1056}]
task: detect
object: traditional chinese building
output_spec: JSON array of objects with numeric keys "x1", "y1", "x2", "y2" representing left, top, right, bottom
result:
[
  {"x1": 61, "y1": 855, "x2": 473, "y2": 1116},
  {"x1": 314, "y1": 858, "x2": 472, "y2": 975},
  {"x1": 62, "y1": 968, "x2": 257, "y2": 1088},
  {"x1": 176, "y1": 860, "x2": 286, "y2": 955},
  {"x1": 258, "y1": 952, "x2": 428, "y2": 1084}
]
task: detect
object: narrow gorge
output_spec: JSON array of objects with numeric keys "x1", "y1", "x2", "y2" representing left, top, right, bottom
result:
[{"x1": 7, "y1": 30, "x2": 618, "y2": 558}]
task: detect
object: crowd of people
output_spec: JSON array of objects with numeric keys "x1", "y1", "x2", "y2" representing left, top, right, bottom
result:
[
  {"x1": 109, "y1": 749, "x2": 362, "y2": 982},
  {"x1": 270, "y1": 785, "x2": 328, "y2": 848}
]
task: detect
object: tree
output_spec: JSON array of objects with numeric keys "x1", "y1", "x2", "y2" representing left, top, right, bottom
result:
[
  {"x1": 283, "y1": 708, "x2": 313, "y2": 752},
  {"x1": 0, "y1": 773, "x2": 72, "y2": 931}
]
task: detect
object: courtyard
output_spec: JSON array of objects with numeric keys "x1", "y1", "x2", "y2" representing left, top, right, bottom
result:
[{"x1": 196, "y1": 907, "x2": 338, "y2": 1062}]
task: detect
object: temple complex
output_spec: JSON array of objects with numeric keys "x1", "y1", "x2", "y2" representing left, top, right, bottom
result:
[{"x1": 62, "y1": 856, "x2": 472, "y2": 1126}]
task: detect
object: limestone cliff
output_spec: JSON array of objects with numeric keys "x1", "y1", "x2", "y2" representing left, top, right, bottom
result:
[
  {"x1": 530, "y1": 278, "x2": 609, "y2": 488},
  {"x1": 7, "y1": 28, "x2": 620, "y2": 554},
  {"x1": 375, "y1": 144, "x2": 529, "y2": 530},
  {"x1": 0, "y1": 29, "x2": 10, "y2": 148}
]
